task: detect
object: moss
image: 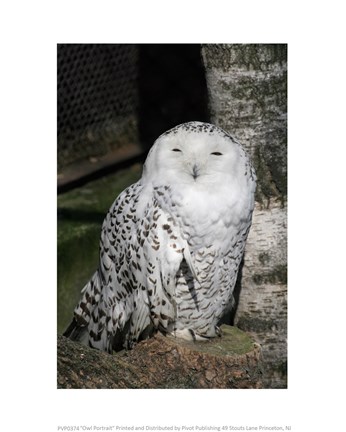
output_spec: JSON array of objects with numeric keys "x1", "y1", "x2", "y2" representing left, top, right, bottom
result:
[{"x1": 175, "y1": 325, "x2": 255, "y2": 356}]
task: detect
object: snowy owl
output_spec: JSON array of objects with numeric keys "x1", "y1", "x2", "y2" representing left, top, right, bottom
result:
[{"x1": 64, "y1": 121, "x2": 256, "y2": 352}]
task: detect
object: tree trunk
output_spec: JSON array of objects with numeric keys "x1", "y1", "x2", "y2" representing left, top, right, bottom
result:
[
  {"x1": 58, "y1": 325, "x2": 263, "y2": 389},
  {"x1": 201, "y1": 44, "x2": 287, "y2": 388}
]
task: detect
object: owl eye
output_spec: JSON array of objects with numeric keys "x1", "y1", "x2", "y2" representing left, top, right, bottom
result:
[
  {"x1": 211, "y1": 152, "x2": 223, "y2": 156},
  {"x1": 172, "y1": 148, "x2": 182, "y2": 152}
]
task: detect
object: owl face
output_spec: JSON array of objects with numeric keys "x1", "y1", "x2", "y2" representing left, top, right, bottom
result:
[{"x1": 142, "y1": 122, "x2": 246, "y2": 187}]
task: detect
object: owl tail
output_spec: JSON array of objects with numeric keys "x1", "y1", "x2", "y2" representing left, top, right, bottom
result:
[
  {"x1": 63, "y1": 318, "x2": 89, "y2": 345},
  {"x1": 63, "y1": 270, "x2": 101, "y2": 346}
]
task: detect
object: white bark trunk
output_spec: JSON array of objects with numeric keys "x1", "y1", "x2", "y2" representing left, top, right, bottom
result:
[{"x1": 202, "y1": 44, "x2": 287, "y2": 388}]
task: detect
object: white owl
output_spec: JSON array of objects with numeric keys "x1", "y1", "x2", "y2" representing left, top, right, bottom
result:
[{"x1": 64, "y1": 121, "x2": 256, "y2": 352}]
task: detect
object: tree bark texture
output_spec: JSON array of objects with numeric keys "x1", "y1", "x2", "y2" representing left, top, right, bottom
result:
[
  {"x1": 58, "y1": 325, "x2": 263, "y2": 389},
  {"x1": 201, "y1": 44, "x2": 287, "y2": 388}
]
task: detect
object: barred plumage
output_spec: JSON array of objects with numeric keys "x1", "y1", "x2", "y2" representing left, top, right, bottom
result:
[{"x1": 64, "y1": 122, "x2": 256, "y2": 352}]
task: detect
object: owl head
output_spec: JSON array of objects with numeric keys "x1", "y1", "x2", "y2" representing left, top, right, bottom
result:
[{"x1": 142, "y1": 122, "x2": 256, "y2": 191}]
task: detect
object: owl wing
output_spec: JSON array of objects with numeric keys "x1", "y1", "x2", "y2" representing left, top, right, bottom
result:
[
  {"x1": 65, "y1": 182, "x2": 196, "y2": 352},
  {"x1": 64, "y1": 182, "x2": 144, "y2": 351}
]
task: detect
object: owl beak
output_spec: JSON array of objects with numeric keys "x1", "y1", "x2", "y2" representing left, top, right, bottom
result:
[{"x1": 192, "y1": 164, "x2": 199, "y2": 180}]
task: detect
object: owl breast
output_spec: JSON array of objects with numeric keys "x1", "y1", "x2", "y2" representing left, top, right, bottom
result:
[
  {"x1": 157, "y1": 181, "x2": 249, "y2": 248},
  {"x1": 152, "y1": 182, "x2": 252, "y2": 339}
]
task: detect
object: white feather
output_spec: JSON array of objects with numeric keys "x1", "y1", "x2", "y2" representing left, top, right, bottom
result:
[{"x1": 66, "y1": 122, "x2": 256, "y2": 351}]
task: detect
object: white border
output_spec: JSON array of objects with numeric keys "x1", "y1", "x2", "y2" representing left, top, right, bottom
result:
[{"x1": 2, "y1": 1, "x2": 344, "y2": 431}]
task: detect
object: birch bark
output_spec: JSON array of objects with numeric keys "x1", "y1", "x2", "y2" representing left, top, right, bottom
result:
[{"x1": 202, "y1": 44, "x2": 287, "y2": 388}]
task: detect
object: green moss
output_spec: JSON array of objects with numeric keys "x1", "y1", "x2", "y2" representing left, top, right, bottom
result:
[
  {"x1": 57, "y1": 164, "x2": 142, "y2": 334},
  {"x1": 174, "y1": 325, "x2": 255, "y2": 356}
]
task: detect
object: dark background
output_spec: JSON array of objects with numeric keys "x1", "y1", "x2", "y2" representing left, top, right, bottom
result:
[{"x1": 58, "y1": 44, "x2": 210, "y2": 181}]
